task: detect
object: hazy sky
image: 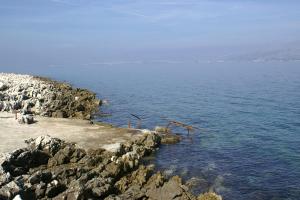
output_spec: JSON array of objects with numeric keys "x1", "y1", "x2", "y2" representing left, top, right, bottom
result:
[{"x1": 1, "y1": 0, "x2": 300, "y2": 67}]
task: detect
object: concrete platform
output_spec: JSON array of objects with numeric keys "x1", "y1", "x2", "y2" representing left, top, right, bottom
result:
[{"x1": 0, "y1": 112, "x2": 143, "y2": 153}]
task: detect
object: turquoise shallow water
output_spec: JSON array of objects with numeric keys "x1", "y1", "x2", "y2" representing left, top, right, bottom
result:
[{"x1": 3, "y1": 61, "x2": 300, "y2": 199}]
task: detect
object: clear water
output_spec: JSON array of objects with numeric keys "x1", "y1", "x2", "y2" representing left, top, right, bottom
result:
[{"x1": 2, "y1": 61, "x2": 300, "y2": 199}]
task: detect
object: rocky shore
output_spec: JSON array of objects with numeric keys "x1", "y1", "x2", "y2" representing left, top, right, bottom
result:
[
  {"x1": 0, "y1": 73, "x2": 101, "y2": 120},
  {"x1": 0, "y1": 73, "x2": 221, "y2": 200},
  {"x1": 0, "y1": 135, "x2": 221, "y2": 200}
]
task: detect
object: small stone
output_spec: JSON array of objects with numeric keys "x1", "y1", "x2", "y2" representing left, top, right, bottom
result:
[{"x1": 22, "y1": 114, "x2": 34, "y2": 124}]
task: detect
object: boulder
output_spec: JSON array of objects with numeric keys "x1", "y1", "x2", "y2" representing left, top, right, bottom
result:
[
  {"x1": 145, "y1": 175, "x2": 197, "y2": 200},
  {"x1": 0, "y1": 82, "x2": 8, "y2": 91},
  {"x1": 25, "y1": 135, "x2": 65, "y2": 156},
  {"x1": 28, "y1": 171, "x2": 52, "y2": 185},
  {"x1": 2, "y1": 149, "x2": 50, "y2": 176},
  {"x1": 146, "y1": 176, "x2": 183, "y2": 200},
  {"x1": 48, "y1": 144, "x2": 86, "y2": 167},
  {"x1": 115, "y1": 165, "x2": 154, "y2": 193},
  {"x1": 84, "y1": 177, "x2": 114, "y2": 198},
  {"x1": 19, "y1": 114, "x2": 34, "y2": 124}
]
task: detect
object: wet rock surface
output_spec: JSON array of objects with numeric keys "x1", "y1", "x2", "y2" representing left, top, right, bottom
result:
[
  {"x1": 0, "y1": 134, "x2": 221, "y2": 200},
  {"x1": 0, "y1": 73, "x2": 101, "y2": 120}
]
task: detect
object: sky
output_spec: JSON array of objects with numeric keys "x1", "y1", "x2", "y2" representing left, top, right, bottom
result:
[{"x1": 0, "y1": 0, "x2": 300, "y2": 67}]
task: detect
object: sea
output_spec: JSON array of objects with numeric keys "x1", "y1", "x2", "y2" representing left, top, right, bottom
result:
[{"x1": 3, "y1": 61, "x2": 300, "y2": 199}]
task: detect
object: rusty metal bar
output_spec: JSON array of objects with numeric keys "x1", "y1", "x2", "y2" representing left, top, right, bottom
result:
[{"x1": 130, "y1": 113, "x2": 142, "y2": 129}]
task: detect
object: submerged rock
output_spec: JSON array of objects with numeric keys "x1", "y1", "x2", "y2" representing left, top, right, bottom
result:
[
  {"x1": 160, "y1": 133, "x2": 181, "y2": 144},
  {"x1": 198, "y1": 192, "x2": 222, "y2": 200},
  {"x1": 154, "y1": 126, "x2": 171, "y2": 133}
]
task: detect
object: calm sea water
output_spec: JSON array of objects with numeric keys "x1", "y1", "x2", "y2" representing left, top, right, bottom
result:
[{"x1": 3, "y1": 61, "x2": 300, "y2": 199}]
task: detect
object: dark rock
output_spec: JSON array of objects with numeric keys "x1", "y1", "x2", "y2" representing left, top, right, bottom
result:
[
  {"x1": 46, "y1": 180, "x2": 67, "y2": 198},
  {"x1": 115, "y1": 165, "x2": 154, "y2": 193},
  {"x1": 48, "y1": 144, "x2": 85, "y2": 167},
  {"x1": 28, "y1": 171, "x2": 52, "y2": 185},
  {"x1": 83, "y1": 177, "x2": 114, "y2": 198},
  {"x1": 76, "y1": 104, "x2": 85, "y2": 112},
  {"x1": 146, "y1": 175, "x2": 192, "y2": 200},
  {"x1": 2, "y1": 149, "x2": 50, "y2": 176},
  {"x1": 0, "y1": 135, "x2": 220, "y2": 200}
]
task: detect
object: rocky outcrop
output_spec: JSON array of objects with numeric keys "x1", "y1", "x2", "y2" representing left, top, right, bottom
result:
[
  {"x1": 0, "y1": 73, "x2": 101, "y2": 120},
  {"x1": 0, "y1": 134, "x2": 221, "y2": 200}
]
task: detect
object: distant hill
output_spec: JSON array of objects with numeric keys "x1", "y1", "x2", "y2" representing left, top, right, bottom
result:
[{"x1": 228, "y1": 46, "x2": 300, "y2": 62}]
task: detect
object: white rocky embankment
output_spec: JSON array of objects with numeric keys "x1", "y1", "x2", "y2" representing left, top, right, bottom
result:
[
  {"x1": 0, "y1": 73, "x2": 48, "y2": 114},
  {"x1": 0, "y1": 73, "x2": 100, "y2": 120}
]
